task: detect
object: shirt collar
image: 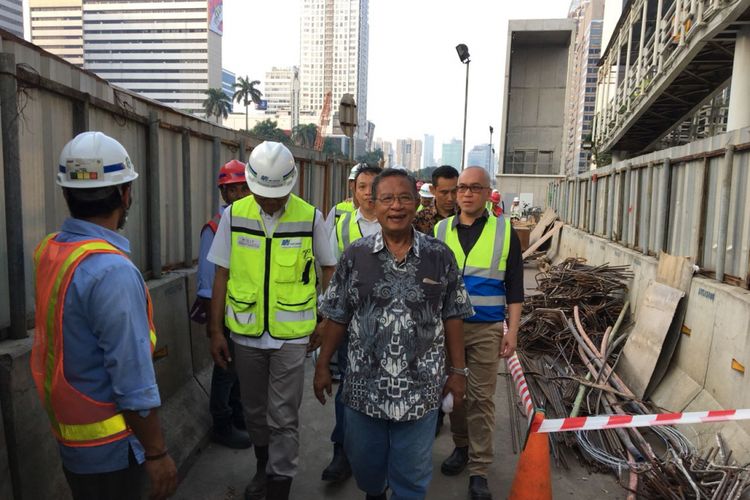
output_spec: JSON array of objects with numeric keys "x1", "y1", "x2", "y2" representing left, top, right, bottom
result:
[
  {"x1": 372, "y1": 228, "x2": 421, "y2": 258},
  {"x1": 355, "y1": 208, "x2": 377, "y2": 223},
  {"x1": 61, "y1": 218, "x2": 131, "y2": 253},
  {"x1": 451, "y1": 209, "x2": 489, "y2": 229}
]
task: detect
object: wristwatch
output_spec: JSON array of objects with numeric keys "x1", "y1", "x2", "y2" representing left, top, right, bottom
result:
[{"x1": 448, "y1": 366, "x2": 469, "y2": 377}]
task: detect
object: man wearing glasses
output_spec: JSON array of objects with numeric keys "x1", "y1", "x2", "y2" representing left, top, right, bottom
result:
[
  {"x1": 314, "y1": 168, "x2": 474, "y2": 500},
  {"x1": 434, "y1": 166, "x2": 524, "y2": 500}
]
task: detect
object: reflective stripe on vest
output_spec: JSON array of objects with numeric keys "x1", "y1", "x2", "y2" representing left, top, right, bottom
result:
[
  {"x1": 334, "y1": 200, "x2": 355, "y2": 221},
  {"x1": 435, "y1": 215, "x2": 511, "y2": 322},
  {"x1": 226, "y1": 194, "x2": 318, "y2": 339},
  {"x1": 336, "y1": 211, "x2": 364, "y2": 254},
  {"x1": 31, "y1": 234, "x2": 157, "y2": 447}
]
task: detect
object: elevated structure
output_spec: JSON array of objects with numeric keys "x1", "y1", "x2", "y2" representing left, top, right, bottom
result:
[{"x1": 593, "y1": 0, "x2": 750, "y2": 156}]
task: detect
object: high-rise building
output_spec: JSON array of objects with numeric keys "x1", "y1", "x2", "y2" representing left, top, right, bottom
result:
[
  {"x1": 423, "y1": 134, "x2": 435, "y2": 167},
  {"x1": 441, "y1": 139, "x2": 463, "y2": 170},
  {"x1": 396, "y1": 138, "x2": 422, "y2": 172},
  {"x1": 299, "y1": 0, "x2": 369, "y2": 153},
  {"x1": 467, "y1": 144, "x2": 491, "y2": 170},
  {"x1": 564, "y1": 0, "x2": 604, "y2": 175},
  {"x1": 29, "y1": 0, "x2": 223, "y2": 115},
  {"x1": 373, "y1": 138, "x2": 393, "y2": 168},
  {"x1": 222, "y1": 68, "x2": 236, "y2": 103},
  {"x1": 265, "y1": 66, "x2": 296, "y2": 113},
  {"x1": 0, "y1": 0, "x2": 24, "y2": 38}
]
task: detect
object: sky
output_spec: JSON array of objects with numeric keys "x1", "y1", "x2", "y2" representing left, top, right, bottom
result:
[{"x1": 223, "y1": 0, "x2": 571, "y2": 162}]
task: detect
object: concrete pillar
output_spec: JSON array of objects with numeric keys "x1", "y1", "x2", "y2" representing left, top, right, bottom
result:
[{"x1": 727, "y1": 27, "x2": 750, "y2": 131}]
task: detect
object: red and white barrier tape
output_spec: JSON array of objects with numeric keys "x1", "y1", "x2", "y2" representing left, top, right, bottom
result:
[
  {"x1": 506, "y1": 352, "x2": 535, "y2": 422},
  {"x1": 532, "y1": 408, "x2": 750, "y2": 434}
]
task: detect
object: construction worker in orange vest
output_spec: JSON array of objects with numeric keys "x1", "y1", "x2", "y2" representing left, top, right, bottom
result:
[
  {"x1": 191, "y1": 159, "x2": 252, "y2": 449},
  {"x1": 32, "y1": 131, "x2": 177, "y2": 500}
]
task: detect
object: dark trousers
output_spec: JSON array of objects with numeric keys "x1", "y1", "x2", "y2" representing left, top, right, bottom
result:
[
  {"x1": 63, "y1": 449, "x2": 144, "y2": 500},
  {"x1": 209, "y1": 328, "x2": 244, "y2": 428},
  {"x1": 331, "y1": 340, "x2": 348, "y2": 445}
]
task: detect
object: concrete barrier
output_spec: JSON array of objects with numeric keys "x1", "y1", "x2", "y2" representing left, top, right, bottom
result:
[
  {"x1": 0, "y1": 268, "x2": 213, "y2": 499},
  {"x1": 550, "y1": 225, "x2": 750, "y2": 461}
]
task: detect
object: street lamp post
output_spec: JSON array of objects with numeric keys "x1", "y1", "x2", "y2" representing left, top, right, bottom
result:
[
  {"x1": 339, "y1": 93, "x2": 357, "y2": 162},
  {"x1": 456, "y1": 43, "x2": 470, "y2": 169},
  {"x1": 488, "y1": 125, "x2": 494, "y2": 183}
]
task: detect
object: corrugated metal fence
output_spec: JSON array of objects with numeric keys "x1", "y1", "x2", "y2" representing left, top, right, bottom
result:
[
  {"x1": 0, "y1": 34, "x2": 349, "y2": 340},
  {"x1": 548, "y1": 127, "x2": 750, "y2": 289}
]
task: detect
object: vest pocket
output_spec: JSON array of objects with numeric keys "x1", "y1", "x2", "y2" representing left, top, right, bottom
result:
[
  {"x1": 275, "y1": 289, "x2": 316, "y2": 323},
  {"x1": 274, "y1": 251, "x2": 302, "y2": 283},
  {"x1": 226, "y1": 287, "x2": 258, "y2": 326}
]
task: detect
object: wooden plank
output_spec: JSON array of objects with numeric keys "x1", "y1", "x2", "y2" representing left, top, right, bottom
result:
[
  {"x1": 522, "y1": 221, "x2": 563, "y2": 260},
  {"x1": 528, "y1": 208, "x2": 558, "y2": 245}
]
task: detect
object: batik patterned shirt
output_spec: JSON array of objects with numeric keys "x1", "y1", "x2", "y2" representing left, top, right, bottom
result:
[{"x1": 319, "y1": 230, "x2": 474, "y2": 421}]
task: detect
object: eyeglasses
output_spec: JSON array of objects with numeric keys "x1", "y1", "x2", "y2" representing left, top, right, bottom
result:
[
  {"x1": 376, "y1": 194, "x2": 417, "y2": 206},
  {"x1": 457, "y1": 184, "x2": 490, "y2": 194}
]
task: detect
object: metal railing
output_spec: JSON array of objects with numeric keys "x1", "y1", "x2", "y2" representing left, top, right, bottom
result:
[
  {"x1": 0, "y1": 33, "x2": 349, "y2": 339},
  {"x1": 548, "y1": 127, "x2": 750, "y2": 289}
]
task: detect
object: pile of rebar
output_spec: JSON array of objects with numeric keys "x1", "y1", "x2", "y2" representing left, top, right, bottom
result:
[{"x1": 511, "y1": 258, "x2": 750, "y2": 499}]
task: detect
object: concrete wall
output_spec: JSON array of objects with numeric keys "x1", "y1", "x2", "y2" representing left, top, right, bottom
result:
[
  {"x1": 500, "y1": 19, "x2": 574, "y2": 176},
  {"x1": 0, "y1": 269, "x2": 212, "y2": 500},
  {"x1": 551, "y1": 225, "x2": 750, "y2": 461}
]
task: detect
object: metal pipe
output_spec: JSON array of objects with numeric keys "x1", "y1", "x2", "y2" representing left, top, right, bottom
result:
[
  {"x1": 212, "y1": 136, "x2": 221, "y2": 215},
  {"x1": 574, "y1": 177, "x2": 581, "y2": 228},
  {"x1": 641, "y1": 163, "x2": 653, "y2": 254},
  {"x1": 716, "y1": 144, "x2": 735, "y2": 282},
  {"x1": 237, "y1": 134, "x2": 246, "y2": 162},
  {"x1": 461, "y1": 61, "x2": 470, "y2": 169},
  {"x1": 629, "y1": 167, "x2": 638, "y2": 248},
  {"x1": 654, "y1": 158, "x2": 670, "y2": 254},
  {"x1": 0, "y1": 53, "x2": 27, "y2": 339},
  {"x1": 182, "y1": 130, "x2": 192, "y2": 268},
  {"x1": 607, "y1": 171, "x2": 616, "y2": 240},
  {"x1": 589, "y1": 177, "x2": 597, "y2": 234},
  {"x1": 147, "y1": 111, "x2": 162, "y2": 278},
  {"x1": 622, "y1": 164, "x2": 631, "y2": 244}
]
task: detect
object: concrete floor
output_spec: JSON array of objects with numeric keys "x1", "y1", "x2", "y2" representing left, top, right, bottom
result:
[
  {"x1": 173, "y1": 360, "x2": 621, "y2": 500},
  {"x1": 174, "y1": 263, "x2": 622, "y2": 499}
]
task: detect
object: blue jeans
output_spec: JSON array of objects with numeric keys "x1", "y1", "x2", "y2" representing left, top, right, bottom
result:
[
  {"x1": 209, "y1": 328, "x2": 244, "y2": 428},
  {"x1": 331, "y1": 341, "x2": 348, "y2": 445},
  {"x1": 344, "y1": 407, "x2": 438, "y2": 500}
]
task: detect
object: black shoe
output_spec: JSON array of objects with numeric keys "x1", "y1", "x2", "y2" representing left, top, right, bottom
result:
[
  {"x1": 440, "y1": 446, "x2": 469, "y2": 476},
  {"x1": 211, "y1": 424, "x2": 251, "y2": 449},
  {"x1": 232, "y1": 415, "x2": 247, "y2": 431},
  {"x1": 245, "y1": 446, "x2": 269, "y2": 500},
  {"x1": 435, "y1": 409, "x2": 445, "y2": 437},
  {"x1": 266, "y1": 475, "x2": 292, "y2": 500},
  {"x1": 365, "y1": 491, "x2": 387, "y2": 500},
  {"x1": 321, "y1": 444, "x2": 352, "y2": 482},
  {"x1": 469, "y1": 475, "x2": 493, "y2": 500}
]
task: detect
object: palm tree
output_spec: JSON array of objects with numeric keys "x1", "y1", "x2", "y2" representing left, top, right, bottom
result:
[
  {"x1": 233, "y1": 77, "x2": 263, "y2": 131},
  {"x1": 203, "y1": 88, "x2": 232, "y2": 124},
  {"x1": 292, "y1": 123, "x2": 319, "y2": 149}
]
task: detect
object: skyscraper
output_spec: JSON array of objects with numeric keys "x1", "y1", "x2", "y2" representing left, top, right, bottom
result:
[
  {"x1": 373, "y1": 138, "x2": 393, "y2": 168},
  {"x1": 564, "y1": 0, "x2": 604, "y2": 174},
  {"x1": 299, "y1": 0, "x2": 369, "y2": 151},
  {"x1": 222, "y1": 69, "x2": 236, "y2": 102},
  {"x1": 441, "y1": 139, "x2": 463, "y2": 170},
  {"x1": 29, "y1": 0, "x2": 223, "y2": 115},
  {"x1": 265, "y1": 67, "x2": 297, "y2": 113},
  {"x1": 423, "y1": 134, "x2": 435, "y2": 167},
  {"x1": 396, "y1": 138, "x2": 422, "y2": 172},
  {"x1": 467, "y1": 144, "x2": 491, "y2": 170},
  {"x1": 0, "y1": 0, "x2": 23, "y2": 38}
]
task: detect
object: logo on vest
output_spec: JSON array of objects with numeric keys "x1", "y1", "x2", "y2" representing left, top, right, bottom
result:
[
  {"x1": 238, "y1": 236, "x2": 260, "y2": 249},
  {"x1": 280, "y1": 238, "x2": 302, "y2": 249}
]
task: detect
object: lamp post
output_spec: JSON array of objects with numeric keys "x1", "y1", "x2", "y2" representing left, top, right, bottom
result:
[
  {"x1": 456, "y1": 43, "x2": 470, "y2": 169},
  {"x1": 488, "y1": 125, "x2": 494, "y2": 184},
  {"x1": 339, "y1": 93, "x2": 357, "y2": 162}
]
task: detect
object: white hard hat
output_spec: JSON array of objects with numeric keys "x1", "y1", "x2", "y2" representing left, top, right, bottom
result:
[
  {"x1": 513, "y1": 197, "x2": 520, "y2": 202},
  {"x1": 57, "y1": 132, "x2": 138, "y2": 188},
  {"x1": 349, "y1": 163, "x2": 365, "y2": 180},
  {"x1": 419, "y1": 183, "x2": 434, "y2": 198},
  {"x1": 246, "y1": 141, "x2": 297, "y2": 198},
  {"x1": 390, "y1": 165, "x2": 408, "y2": 172}
]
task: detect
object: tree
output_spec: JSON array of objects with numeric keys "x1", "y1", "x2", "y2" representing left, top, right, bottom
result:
[
  {"x1": 203, "y1": 88, "x2": 232, "y2": 124},
  {"x1": 416, "y1": 166, "x2": 438, "y2": 181},
  {"x1": 355, "y1": 148, "x2": 384, "y2": 168},
  {"x1": 292, "y1": 123, "x2": 319, "y2": 149},
  {"x1": 233, "y1": 77, "x2": 263, "y2": 131},
  {"x1": 322, "y1": 137, "x2": 346, "y2": 158},
  {"x1": 250, "y1": 119, "x2": 290, "y2": 144}
]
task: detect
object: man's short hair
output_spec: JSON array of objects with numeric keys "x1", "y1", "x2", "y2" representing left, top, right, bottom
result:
[
  {"x1": 432, "y1": 165, "x2": 459, "y2": 186},
  {"x1": 63, "y1": 183, "x2": 130, "y2": 219},
  {"x1": 354, "y1": 165, "x2": 383, "y2": 183},
  {"x1": 371, "y1": 168, "x2": 418, "y2": 199}
]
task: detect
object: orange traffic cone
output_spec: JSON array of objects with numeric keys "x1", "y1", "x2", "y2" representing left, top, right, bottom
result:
[{"x1": 509, "y1": 411, "x2": 552, "y2": 500}]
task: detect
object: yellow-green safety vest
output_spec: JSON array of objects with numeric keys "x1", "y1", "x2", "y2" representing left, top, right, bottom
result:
[
  {"x1": 434, "y1": 215, "x2": 511, "y2": 322},
  {"x1": 334, "y1": 199, "x2": 355, "y2": 222},
  {"x1": 225, "y1": 194, "x2": 318, "y2": 339},
  {"x1": 335, "y1": 210, "x2": 365, "y2": 254}
]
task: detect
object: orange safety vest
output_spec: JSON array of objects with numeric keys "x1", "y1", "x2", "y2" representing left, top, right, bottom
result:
[{"x1": 31, "y1": 233, "x2": 157, "y2": 448}]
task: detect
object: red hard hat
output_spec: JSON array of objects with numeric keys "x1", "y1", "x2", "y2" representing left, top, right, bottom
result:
[
  {"x1": 490, "y1": 192, "x2": 500, "y2": 203},
  {"x1": 217, "y1": 159, "x2": 246, "y2": 186}
]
